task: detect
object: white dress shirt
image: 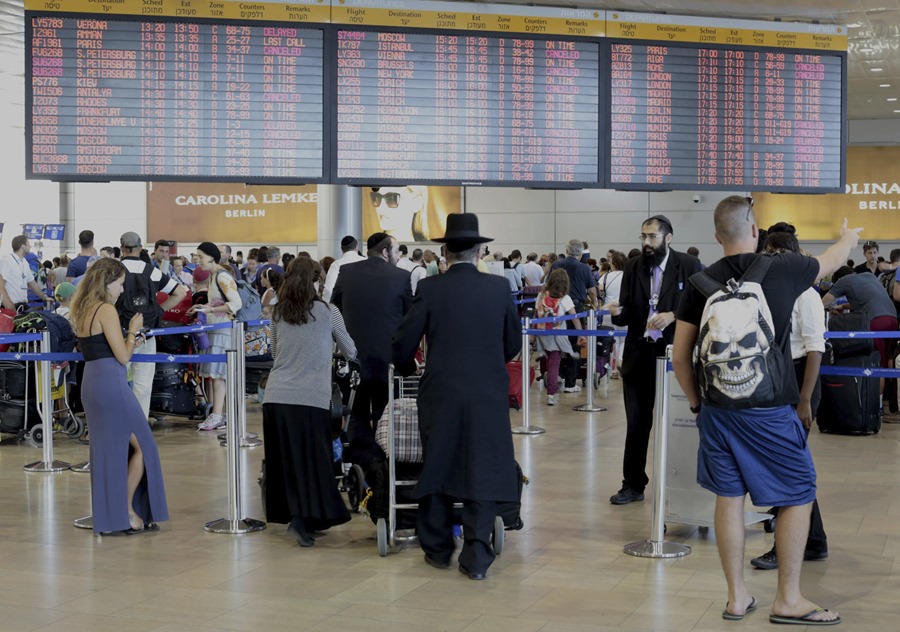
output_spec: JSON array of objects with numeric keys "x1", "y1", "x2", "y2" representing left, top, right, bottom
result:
[
  {"x1": 0, "y1": 254, "x2": 34, "y2": 304},
  {"x1": 323, "y1": 250, "x2": 365, "y2": 302}
]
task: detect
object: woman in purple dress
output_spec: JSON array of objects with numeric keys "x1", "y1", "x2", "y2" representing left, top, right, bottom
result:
[{"x1": 70, "y1": 258, "x2": 169, "y2": 534}]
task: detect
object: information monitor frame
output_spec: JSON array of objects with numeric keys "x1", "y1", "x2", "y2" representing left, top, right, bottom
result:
[
  {"x1": 604, "y1": 37, "x2": 848, "y2": 194},
  {"x1": 326, "y1": 24, "x2": 607, "y2": 189},
  {"x1": 25, "y1": 10, "x2": 333, "y2": 185}
]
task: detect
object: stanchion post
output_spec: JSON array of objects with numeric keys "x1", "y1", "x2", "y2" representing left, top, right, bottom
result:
[
  {"x1": 512, "y1": 316, "x2": 545, "y2": 435},
  {"x1": 574, "y1": 309, "x2": 607, "y2": 412},
  {"x1": 624, "y1": 346, "x2": 691, "y2": 558},
  {"x1": 24, "y1": 331, "x2": 70, "y2": 473},
  {"x1": 220, "y1": 320, "x2": 261, "y2": 448},
  {"x1": 205, "y1": 349, "x2": 266, "y2": 534}
]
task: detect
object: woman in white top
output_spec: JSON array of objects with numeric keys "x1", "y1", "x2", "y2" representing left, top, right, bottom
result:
[
  {"x1": 600, "y1": 250, "x2": 627, "y2": 378},
  {"x1": 189, "y1": 242, "x2": 242, "y2": 432}
]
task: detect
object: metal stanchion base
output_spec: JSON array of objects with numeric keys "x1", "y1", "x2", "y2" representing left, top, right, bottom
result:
[
  {"x1": 511, "y1": 425, "x2": 546, "y2": 435},
  {"x1": 204, "y1": 517, "x2": 266, "y2": 534},
  {"x1": 572, "y1": 403, "x2": 608, "y2": 412},
  {"x1": 74, "y1": 515, "x2": 93, "y2": 529},
  {"x1": 624, "y1": 539, "x2": 692, "y2": 558},
  {"x1": 24, "y1": 460, "x2": 70, "y2": 472},
  {"x1": 70, "y1": 460, "x2": 90, "y2": 473},
  {"x1": 219, "y1": 436, "x2": 263, "y2": 448},
  {"x1": 218, "y1": 431, "x2": 258, "y2": 441}
]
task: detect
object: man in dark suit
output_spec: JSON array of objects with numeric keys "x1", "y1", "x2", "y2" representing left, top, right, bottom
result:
[
  {"x1": 608, "y1": 215, "x2": 701, "y2": 504},
  {"x1": 332, "y1": 232, "x2": 412, "y2": 469},
  {"x1": 393, "y1": 214, "x2": 521, "y2": 580}
]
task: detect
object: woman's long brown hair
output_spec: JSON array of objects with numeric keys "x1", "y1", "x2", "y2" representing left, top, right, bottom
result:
[
  {"x1": 69, "y1": 258, "x2": 127, "y2": 332},
  {"x1": 273, "y1": 257, "x2": 323, "y2": 325}
]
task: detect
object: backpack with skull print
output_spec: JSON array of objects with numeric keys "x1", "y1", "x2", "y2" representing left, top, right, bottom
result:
[{"x1": 690, "y1": 255, "x2": 790, "y2": 409}]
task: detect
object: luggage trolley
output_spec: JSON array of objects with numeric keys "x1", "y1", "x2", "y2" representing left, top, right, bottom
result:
[{"x1": 374, "y1": 364, "x2": 505, "y2": 557}]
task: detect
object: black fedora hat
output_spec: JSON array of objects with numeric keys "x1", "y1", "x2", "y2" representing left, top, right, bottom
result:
[{"x1": 434, "y1": 213, "x2": 493, "y2": 245}]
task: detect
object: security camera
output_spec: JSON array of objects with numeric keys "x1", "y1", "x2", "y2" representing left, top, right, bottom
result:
[{"x1": 692, "y1": 195, "x2": 701, "y2": 204}]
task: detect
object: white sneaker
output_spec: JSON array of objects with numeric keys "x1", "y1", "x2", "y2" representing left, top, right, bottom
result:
[
  {"x1": 197, "y1": 413, "x2": 226, "y2": 431},
  {"x1": 546, "y1": 394, "x2": 558, "y2": 406},
  {"x1": 562, "y1": 385, "x2": 582, "y2": 393}
]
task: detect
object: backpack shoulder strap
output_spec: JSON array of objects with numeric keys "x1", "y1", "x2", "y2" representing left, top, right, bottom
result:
[
  {"x1": 738, "y1": 254, "x2": 775, "y2": 285},
  {"x1": 689, "y1": 270, "x2": 726, "y2": 298}
]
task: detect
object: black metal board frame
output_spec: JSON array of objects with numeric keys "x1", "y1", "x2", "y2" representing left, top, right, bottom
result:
[
  {"x1": 603, "y1": 37, "x2": 847, "y2": 193},
  {"x1": 326, "y1": 23, "x2": 607, "y2": 189},
  {"x1": 25, "y1": 10, "x2": 332, "y2": 184}
]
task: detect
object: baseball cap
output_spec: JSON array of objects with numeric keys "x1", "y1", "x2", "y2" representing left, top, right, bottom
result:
[
  {"x1": 54, "y1": 282, "x2": 76, "y2": 300},
  {"x1": 120, "y1": 231, "x2": 142, "y2": 248}
]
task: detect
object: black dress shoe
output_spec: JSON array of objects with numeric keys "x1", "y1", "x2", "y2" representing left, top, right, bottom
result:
[
  {"x1": 287, "y1": 518, "x2": 315, "y2": 548},
  {"x1": 424, "y1": 554, "x2": 450, "y2": 569},
  {"x1": 458, "y1": 564, "x2": 486, "y2": 580},
  {"x1": 609, "y1": 488, "x2": 645, "y2": 505}
]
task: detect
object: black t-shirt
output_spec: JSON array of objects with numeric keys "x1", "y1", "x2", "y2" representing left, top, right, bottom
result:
[
  {"x1": 854, "y1": 262, "x2": 877, "y2": 275},
  {"x1": 676, "y1": 252, "x2": 820, "y2": 406}
]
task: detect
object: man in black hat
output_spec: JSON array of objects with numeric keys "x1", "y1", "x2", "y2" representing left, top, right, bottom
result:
[
  {"x1": 393, "y1": 213, "x2": 521, "y2": 580},
  {"x1": 323, "y1": 235, "x2": 365, "y2": 303},
  {"x1": 606, "y1": 215, "x2": 701, "y2": 505},
  {"x1": 118, "y1": 231, "x2": 187, "y2": 420},
  {"x1": 332, "y1": 232, "x2": 412, "y2": 469}
]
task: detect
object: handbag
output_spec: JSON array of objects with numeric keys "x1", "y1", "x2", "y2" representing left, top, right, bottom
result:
[
  {"x1": 244, "y1": 325, "x2": 270, "y2": 357},
  {"x1": 0, "y1": 308, "x2": 18, "y2": 352}
]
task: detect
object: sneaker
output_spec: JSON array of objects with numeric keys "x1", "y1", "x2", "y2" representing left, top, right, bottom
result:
[
  {"x1": 883, "y1": 410, "x2": 900, "y2": 424},
  {"x1": 609, "y1": 487, "x2": 644, "y2": 505},
  {"x1": 750, "y1": 548, "x2": 828, "y2": 570},
  {"x1": 547, "y1": 394, "x2": 559, "y2": 406},
  {"x1": 562, "y1": 384, "x2": 582, "y2": 393},
  {"x1": 611, "y1": 370, "x2": 620, "y2": 380},
  {"x1": 197, "y1": 413, "x2": 226, "y2": 432}
]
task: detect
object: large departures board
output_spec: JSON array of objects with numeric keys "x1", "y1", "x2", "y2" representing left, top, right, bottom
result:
[{"x1": 24, "y1": 1, "x2": 848, "y2": 192}]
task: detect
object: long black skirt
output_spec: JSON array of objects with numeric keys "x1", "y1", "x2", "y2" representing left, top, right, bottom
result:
[{"x1": 262, "y1": 402, "x2": 351, "y2": 530}]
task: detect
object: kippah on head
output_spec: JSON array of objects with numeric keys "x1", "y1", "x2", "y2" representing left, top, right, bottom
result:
[
  {"x1": 367, "y1": 232, "x2": 391, "y2": 251},
  {"x1": 340, "y1": 235, "x2": 356, "y2": 248}
]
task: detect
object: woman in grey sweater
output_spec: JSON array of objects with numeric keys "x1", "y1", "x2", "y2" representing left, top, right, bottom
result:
[{"x1": 262, "y1": 257, "x2": 357, "y2": 547}]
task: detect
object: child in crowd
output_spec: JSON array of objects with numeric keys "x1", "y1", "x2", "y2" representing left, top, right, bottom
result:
[
  {"x1": 535, "y1": 269, "x2": 584, "y2": 405},
  {"x1": 53, "y1": 282, "x2": 76, "y2": 321}
]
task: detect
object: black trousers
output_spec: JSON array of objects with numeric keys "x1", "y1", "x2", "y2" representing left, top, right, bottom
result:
[
  {"x1": 417, "y1": 494, "x2": 497, "y2": 574},
  {"x1": 346, "y1": 378, "x2": 389, "y2": 470},
  {"x1": 621, "y1": 356, "x2": 659, "y2": 492},
  {"x1": 770, "y1": 499, "x2": 828, "y2": 555}
]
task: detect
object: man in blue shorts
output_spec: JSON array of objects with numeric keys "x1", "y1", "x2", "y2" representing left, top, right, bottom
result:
[{"x1": 672, "y1": 195, "x2": 860, "y2": 626}]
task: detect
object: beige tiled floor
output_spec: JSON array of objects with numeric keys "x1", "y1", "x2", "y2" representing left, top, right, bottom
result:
[{"x1": 1, "y1": 377, "x2": 898, "y2": 631}]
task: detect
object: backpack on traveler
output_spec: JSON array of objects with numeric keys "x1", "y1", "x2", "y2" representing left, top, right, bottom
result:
[
  {"x1": 690, "y1": 256, "x2": 789, "y2": 409},
  {"x1": 215, "y1": 272, "x2": 262, "y2": 327},
  {"x1": 10, "y1": 311, "x2": 76, "y2": 353},
  {"x1": 116, "y1": 260, "x2": 161, "y2": 330}
]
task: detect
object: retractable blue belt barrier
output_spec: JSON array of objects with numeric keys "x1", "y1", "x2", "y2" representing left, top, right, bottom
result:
[
  {"x1": 0, "y1": 351, "x2": 225, "y2": 363},
  {"x1": 819, "y1": 365, "x2": 900, "y2": 378},
  {"x1": 525, "y1": 328, "x2": 628, "y2": 337},
  {"x1": 0, "y1": 333, "x2": 43, "y2": 343},
  {"x1": 146, "y1": 321, "x2": 232, "y2": 336},
  {"x1": 245, "y1": 319, "x2": 271, "y2": 328},
  {"x1": 514, "y1": 297, "x2": 537, "y2": 305},
  {"x1": 528, "y1": 310, "x2": 589, "y2": 325},
  {"x1": 823, "y1": 330, "x2": 900, "y2": 339}
]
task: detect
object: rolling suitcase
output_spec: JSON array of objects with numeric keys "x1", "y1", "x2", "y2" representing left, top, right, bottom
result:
[
  {"x1": 817, "y1": 349, "x2": 881, "y2": 435},
  {"x1": 506, "y1": 360, "x2": 535, "y2": 410}
]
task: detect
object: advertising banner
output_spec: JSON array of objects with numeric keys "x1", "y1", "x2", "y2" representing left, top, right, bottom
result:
[
  {"x1": 361, "y1": 186, "x2": 462, "y2": 243},
  {"x1": 147, "y1": 183, "x2": 318, "y2": 244}
]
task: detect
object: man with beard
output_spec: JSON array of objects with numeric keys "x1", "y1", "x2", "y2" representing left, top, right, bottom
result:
[{"x1": 606, "y1": 215, "x2": 701, "y2": 505}]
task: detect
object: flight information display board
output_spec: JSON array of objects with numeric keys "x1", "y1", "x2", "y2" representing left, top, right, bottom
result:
[
  {"x1": 608, "y1": 42, "x2": 844, "y2": 191},
  {"x1": 333, "y1": 29, "x2": 602, "y2": 186},
  {"x1": 28, "y1": 15, "x2": 325, "y2": 182}
]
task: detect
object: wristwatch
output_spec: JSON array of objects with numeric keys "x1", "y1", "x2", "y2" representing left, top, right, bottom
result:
[{"x1": 690, "y1": 403, "x2": 702, "y2": 414}]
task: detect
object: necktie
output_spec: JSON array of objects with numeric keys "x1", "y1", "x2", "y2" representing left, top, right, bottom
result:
[{"x1": 646, "y1": 265, "x2": 663, "y2": 341}]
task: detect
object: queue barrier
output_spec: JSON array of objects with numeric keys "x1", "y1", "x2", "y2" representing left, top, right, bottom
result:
[
  {"x1": 1, "y1": 320, "x2": 265, "y2": 535},
  {"x1": 514, "y1": 309, "x2": 627, "y2": 434}
]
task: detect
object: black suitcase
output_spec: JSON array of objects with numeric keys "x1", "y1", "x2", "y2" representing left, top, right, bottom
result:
[
  {"x1": 828, "y1": 311, "x2": 873, "y2": 359},
  {"x1": 817, "y1": 349, "x2": 881, "y2": 435}
]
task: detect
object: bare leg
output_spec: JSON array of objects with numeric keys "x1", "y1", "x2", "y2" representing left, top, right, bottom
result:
[
  {"x1": 127, "y1": 433, "x2": 145, "y2": 530},
  {"x1": 772, "y1": 502, "x2": 839, "y2": 622},
  {"x1": 715, "y1": 495, "x2": 755, "y2": 615},
  {"x1": 211, "y1": 378, "x2": 226, "y2": 416}
]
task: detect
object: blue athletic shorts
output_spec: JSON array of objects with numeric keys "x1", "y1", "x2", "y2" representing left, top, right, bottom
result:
[{"x1": 696, "y1": 404, "x2": 816, "y2": 507}]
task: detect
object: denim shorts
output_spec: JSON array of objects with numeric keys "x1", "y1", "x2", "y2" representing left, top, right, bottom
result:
[{"x1": 696, "y1": 404, "x2": 817, "y2": 507}]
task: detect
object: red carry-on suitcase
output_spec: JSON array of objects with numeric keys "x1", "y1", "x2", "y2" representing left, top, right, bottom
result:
[{"x1": 506, "y1": 360, "x2": 535, "y2": 410}]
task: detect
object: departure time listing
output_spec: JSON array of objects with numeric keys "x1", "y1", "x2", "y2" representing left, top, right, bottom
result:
[
  {"x1": 29, "y1": 16, "x2": 325, "y2": 180},
  {"x1": 335, "y1": 29, "x2": 601, "y2": 184}
]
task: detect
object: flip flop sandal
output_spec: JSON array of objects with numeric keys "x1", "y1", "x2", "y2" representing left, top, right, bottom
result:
[
  {"x1": 722, "y1": 596, "x2": 758, "y2": 621},
  {"x1": 124, "y1": 522, "x2": 160, "y2": 535},
  {"x1": 769, "y1": 608, "x2": 841, "y2": 626}
]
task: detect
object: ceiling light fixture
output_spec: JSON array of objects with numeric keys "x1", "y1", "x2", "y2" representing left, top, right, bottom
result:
[
  {"x1": 894, "y1": 109, "x2": 900, "y2": 113},
  {"x1": 881, "y1": 83, "x2": 892, "y2": 87},
  {"x1": 889, "y1": 98, "x2": 898, "y2": 102},
  {"x1": 872, "y1": 67, "x2": 884, "y2": 71}
]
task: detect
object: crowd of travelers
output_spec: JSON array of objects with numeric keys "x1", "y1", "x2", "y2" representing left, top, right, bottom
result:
[{"x1": 0, "y1": 203, "x2": 883, "y2": 622}]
